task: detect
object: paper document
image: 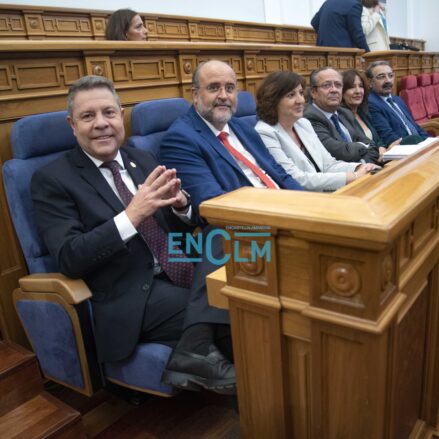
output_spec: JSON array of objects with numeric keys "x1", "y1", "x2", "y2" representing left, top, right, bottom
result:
[{"x1": 383, "y1": 137, "x2": 438, "y2": 160}]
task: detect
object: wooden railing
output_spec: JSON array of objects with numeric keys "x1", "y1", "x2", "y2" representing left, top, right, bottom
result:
[
  {"x1": 202, "y1": 140, "x2": 439, "y2": 438},
  {"x1": 0, "y1": 3, "x2": 426, "y2": 50}
]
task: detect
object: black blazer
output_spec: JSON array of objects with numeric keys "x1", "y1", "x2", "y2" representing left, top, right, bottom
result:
[{"x1": 31, "y1": 146, "x2": 196, "y2": 362}]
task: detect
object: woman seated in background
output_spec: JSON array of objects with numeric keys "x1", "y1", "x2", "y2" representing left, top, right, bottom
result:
[
  {"x1": 255, "y1": 71, "x2": 379, "y2": 192},
  {"x1": 106, "y1": 9, "x2": 148, "y2": 41},
  {"x1": 341, "y1": 69, "x2": 400, "y2": 153},
  {"x1": 361, "y1": 0, "x2": 390, "y2": 52}
]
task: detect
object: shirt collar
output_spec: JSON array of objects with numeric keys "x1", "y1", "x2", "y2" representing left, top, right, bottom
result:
[
  {"x1": 197, "y1": 112, "x2": 231, "y2": 137},
  {"x1": 380, "y1": 93, "x2": 393, "y2": 101},
  {"x1": 312, "y1": 103, "x2": 339, "y2": 120},
  {"x1": 82, "y1": 149, "x2": 124, "y2": 169}
]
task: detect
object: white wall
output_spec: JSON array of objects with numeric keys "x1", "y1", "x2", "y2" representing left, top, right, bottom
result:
[
  {"x1": 1, "y1": 0, "x2": 438, "y2": 49},
  {"x1": 0, "y1": 0, "x2": 266, "y2": 23}
]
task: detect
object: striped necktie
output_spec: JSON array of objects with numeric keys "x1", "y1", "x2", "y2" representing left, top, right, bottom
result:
[
  {"x1": 217, "y1": 131, "x2": 277, "y2": 189},
  {"x1": 101, "y1": 160, "x2": 194, "y2": 289}
]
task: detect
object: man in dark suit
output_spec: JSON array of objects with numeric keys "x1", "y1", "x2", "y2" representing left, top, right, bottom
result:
[
  {"x1": 160, "y1": 60, "x2": 303, "y2": 213},
  {"x1": 367, "y1": 60, "x2": 430, "y2": 145},
  {"x1": 304, "y1": 67, "x2": 381, "y2": 164},
  {"x1": 311, "y1": 0, "x2": 370, "y2": 52},
  {"x1": 31, "y1": 75, "x2": 235, "y2": 394}
]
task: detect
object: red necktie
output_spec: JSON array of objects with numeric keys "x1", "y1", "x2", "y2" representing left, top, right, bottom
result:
[
  {"x1": 217, "y1": 131, "x2": 277, "y2": 189},
  {"x1": 101, "y1": 161, "x2": 194, "y2": 289}
]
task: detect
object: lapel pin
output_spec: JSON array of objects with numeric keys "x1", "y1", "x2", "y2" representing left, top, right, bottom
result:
[{"x1": 130, "y1": 161, "x2": 137, "y2": 168}]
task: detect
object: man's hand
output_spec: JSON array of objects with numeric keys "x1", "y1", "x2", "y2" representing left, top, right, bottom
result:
[{"x1": 125, "y1": 165, "x2": 181, "y2": 227}]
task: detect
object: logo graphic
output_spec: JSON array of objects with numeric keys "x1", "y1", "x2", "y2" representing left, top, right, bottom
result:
[{"x1": 168, "y1": 226, "x2": 271, "y2": 266}]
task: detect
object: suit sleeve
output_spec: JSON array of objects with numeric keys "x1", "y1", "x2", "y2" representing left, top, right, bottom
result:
[
  {"x1": 397, "y1": 98, "x2": 430, "y2": 139},
  {"x1": 311, "y1": 9, "x2": 321, "y2": 32},
  {"x1": 31, "y1": 170, "x2": 129, "y2": 279},
  {"x1": 307, "y1": 116, "x2": 378, "y2": 163},
  {"x1": 348, "y1": 2, "x2": 370, "y2": 51},
  {"x1": 368, "y1": 100, "x2": 401, "y2": 145},
  {"x1": 361, "y1": 7, "x2": 380, "y2": 36},
  {"x1": 256, "y1": 124, "x2": 347, "y2": 192},
  {"x1": 160, "y1": 126, "x2": 227, "y2": 213}
]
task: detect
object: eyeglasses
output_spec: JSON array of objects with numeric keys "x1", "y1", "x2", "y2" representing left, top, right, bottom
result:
[
  {"x1": 315, "y1": 81, "x2": 343, "y2": 90},
  {"x1": 373, "y1": 72, "x2": 395, "y2": 80},
  {"x1": 194, "y1": 83, "x2": 237, "y2": 94}
]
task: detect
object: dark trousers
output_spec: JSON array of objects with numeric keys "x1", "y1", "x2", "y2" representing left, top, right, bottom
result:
[{"x1": 140, "y1": 226, "x2": 229, "y2": 347}]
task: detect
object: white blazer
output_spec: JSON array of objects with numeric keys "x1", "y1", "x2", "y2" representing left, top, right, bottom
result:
[
  {"x1": 255, "y1": 118, "x2": 359, "y2": 192},
  {"x1": 361, "y1": 7, "x2": 390, "y2": 51}
]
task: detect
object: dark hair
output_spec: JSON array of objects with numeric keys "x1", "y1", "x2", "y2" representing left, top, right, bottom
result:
[
  {"x1": 106, "y1": 9, "x2": 138, "y2": 41},
  {"x1": 366, "y1": 60, "x2": 391, "y2": 79},
  {"x1": 342, "y1": 69, "x2": 369, "y2": 113},
  {"x1": 67, "y1": 75, "x2": 120, "y2": 117},
  {"x1": 256, "y1": 71, "x2": 306, "y2": 125},
  {"x1": 362, "y1": 0, "x2": 379, "y2": 7}
]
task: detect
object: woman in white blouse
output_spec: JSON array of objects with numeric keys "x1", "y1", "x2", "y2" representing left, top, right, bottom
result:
[
  {"x1": 255, "y1": 71, "x2": 379, "y2": 192},
  {"x1": 361, "y1": 0, "x2": 390, "y2": 51}
]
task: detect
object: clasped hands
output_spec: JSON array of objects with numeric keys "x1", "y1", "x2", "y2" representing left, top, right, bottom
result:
[{"x1": 125, "y1": 165, "x2": 188, "y2": 227}]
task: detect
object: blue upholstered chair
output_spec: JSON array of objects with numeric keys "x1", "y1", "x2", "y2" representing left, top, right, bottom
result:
[
  {"x1": 127, "y1": 97, "x2": 190, "y2": 155},
  {"x1": 235, "y1": 91, "x2": 257, "y2": 127},
  {"x1": 3, "y1": 110, "x2": 174, "y2": 397}
]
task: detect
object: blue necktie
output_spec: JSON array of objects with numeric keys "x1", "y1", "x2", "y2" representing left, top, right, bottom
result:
[
  {"x1": 330, "y1": 114, "x2": 351, "y2": 142},
  {"x1": 386, "y1": 97, "x2": 418, "y2": 136}
]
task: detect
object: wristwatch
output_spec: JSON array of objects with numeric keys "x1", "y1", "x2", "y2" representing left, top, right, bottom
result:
[{"x1": 174, "y1": 189, "x2": 192, "y2": 211}]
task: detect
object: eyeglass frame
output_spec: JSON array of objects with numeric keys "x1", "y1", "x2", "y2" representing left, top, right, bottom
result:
[
  {"x1": 313, "y1": 81, "x2": 343, "y2": 91},
  {"x1": 372, "y1": 72, "x2": 395, "y2": 81},
  {"x1": 193, "y1": 83, "x2": 238, "y2": 94}
]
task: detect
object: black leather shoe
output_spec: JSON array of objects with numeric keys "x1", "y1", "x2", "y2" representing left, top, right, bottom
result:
[{"x1": 162, "y1": 344, "x2": 236, "y2": 395}]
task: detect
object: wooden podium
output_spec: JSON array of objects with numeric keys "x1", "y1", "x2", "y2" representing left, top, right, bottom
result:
[{"x1": 201, "y1": 140, "x2": 439, "y2": 438}]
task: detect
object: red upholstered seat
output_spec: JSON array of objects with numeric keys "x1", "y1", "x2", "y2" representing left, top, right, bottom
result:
[
  {"x1": 432, "y1": 72, "x2": 439, "y2": 111},
  {"x1": 399, "y1": 75, "x2": 429, "y2": 124},
  {"x1": 418, "y1": 73, "x2": 439, "y2": 119}
]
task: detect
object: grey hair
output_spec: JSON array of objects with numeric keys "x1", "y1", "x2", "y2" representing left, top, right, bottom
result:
[
  {"x1": 309, "y1": 67, "x2": 341, "y2": 88},
  {"x1": 191, "y1": 60, "x2": 235, "y2": 88},
  {"x1": 67, "y1": 75, "x2": 120, "y2": 117},
  {"x1": 366, "y1": 60, "x2": 391, "y2": 79}
]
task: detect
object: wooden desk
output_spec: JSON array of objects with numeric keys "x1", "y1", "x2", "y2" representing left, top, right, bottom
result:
[{"x1": 202, "y1": 140, "x2": 439, "y2": 438}]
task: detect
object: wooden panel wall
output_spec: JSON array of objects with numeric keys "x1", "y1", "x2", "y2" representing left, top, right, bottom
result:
[{"x1": 0, "y1": 3, "x2": 426, "y2": 50}]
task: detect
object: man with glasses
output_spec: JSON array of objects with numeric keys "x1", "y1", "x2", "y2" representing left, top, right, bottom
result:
[
  {"x1": 160, "y1": 60, "x2": 303, "y2": 213},
  {"x1": 367, "y1": 60, "x2": 430, "y2": 145},
  {"x1": 304, "y1": 67, "x2": 380, "y2": 163}
]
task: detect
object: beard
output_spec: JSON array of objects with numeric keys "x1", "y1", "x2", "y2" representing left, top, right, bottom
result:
[{"x1": 196, "y1": 98, "x2": 235, "y2": 128}]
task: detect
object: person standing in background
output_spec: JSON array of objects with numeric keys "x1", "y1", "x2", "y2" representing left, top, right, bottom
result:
[
  {"x1": 311, "y1": 0, "x2": 370, "y2": 52},
  {"x1": 361, "y1": 0, "x2": 390, "y2": 51}
]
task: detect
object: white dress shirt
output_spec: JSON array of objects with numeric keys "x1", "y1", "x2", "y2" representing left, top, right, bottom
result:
[
  {"x1": 199, "y1": 115, "x2": 277, "y2": 188},
  {"x1": 84, "y1": 150, "x2": 192, "y2": 244}
]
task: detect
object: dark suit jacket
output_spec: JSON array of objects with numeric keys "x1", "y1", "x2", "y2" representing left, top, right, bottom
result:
[
  {"x1": 311, "y1": 0, "x2": 369, "y2": 51},
  {"x1": 31, "y1": 146, "x2": 196, "y2": 362},
  {"x1": 368, "y1": 91, "x2": 429, "y2": 145},
  {"x1": 303, "y1": 104, "x2": 380, "y2": 163},
  {"x1": 160, "y1": 106, "x2": 303, "y2": 212}
]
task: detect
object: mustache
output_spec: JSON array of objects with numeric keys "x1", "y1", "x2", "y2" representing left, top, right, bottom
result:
[
  {"x1": 213, "y1": 98, "x2": 232, "y2": 107},
  {"x1": 383, "y1": 82, "x2": 393, "y2": 88}
]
